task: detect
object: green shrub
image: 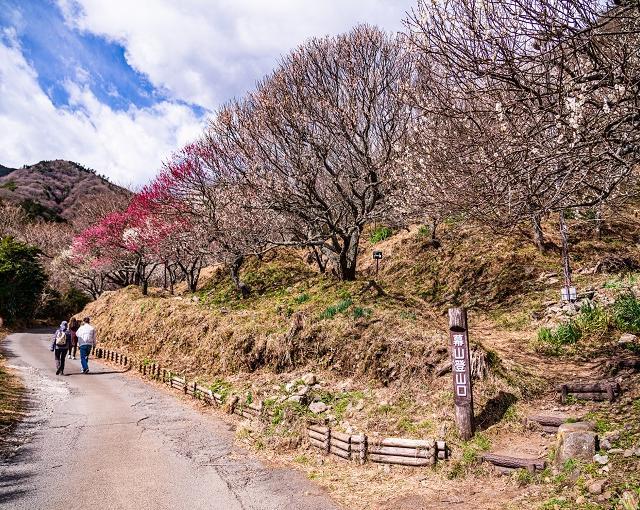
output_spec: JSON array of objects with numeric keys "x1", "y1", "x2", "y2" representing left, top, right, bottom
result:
[
  {"x1": 604, "y1": 274, "x2": 638, "y2": 289},
  {"x1": 555, "y1": 322, "x2": 582, "y2": 344},
  {"x1": 209, "y1": 379, "x2": 232, "y2": 402},
  {"x1": 536, "y1": 321, "x2": 581, "y2": 354},
  {"x1": 613, "y1": 294, "x2": 640, "y2": 333},
  {"x1": 417, "y1": 225, "x2": 431, "y2": 238},
  {"x1": 0, "y1": 180, "x2": 17, "y2": 191},
  {"x1": 319, "y1": 298, "x2": 353, "y2": 319},
  {"x1": 352, "y1": 306, "x2": 372, "y2": 319},
  {"x1": 369, "y1": 226, "x2": 392, "y2": 244},
  {"x1": 0, "y1": 237, "x2": 48, "y2": 324},
  {"x1": 294, "y1": 293, "x2": 310, "y2": 304},
  {"x1": 574, "y1": 302, "x2": 610, "y2": 336},
  {"x1": 400, "y1": 310, "x2": 417, "y2": 321},
  {"x1": 37, "y1": 287, "x2": 91, "y2": 322}
]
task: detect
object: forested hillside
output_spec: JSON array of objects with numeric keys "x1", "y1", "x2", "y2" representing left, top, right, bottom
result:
[
  {"x1": 0, "y1": 160, "x2": 129, "y2": 223},
  {"x1": 0, "y1": 160, "x2": 130, "y2": 324}
]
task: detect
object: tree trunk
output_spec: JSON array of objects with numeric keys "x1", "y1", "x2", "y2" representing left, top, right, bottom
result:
[
  {"x1": 311, "y1": 246, "x2": 327, "y2": 274},
  {"x1": 188, "y1": 260, "x2": 202, "y2": 292},
  {"x1": 531, "y1": 214, "x2": 545, "y2": 252},
  {"x1": 559, "y1": 209, "x2": 572, "y2": 290},
  {"x1": 431, "y1": 216, "x2": 439, "y2": 241},
  {"x1": 338, "y1": 230, "x2": 360, "y2": 281},
  {"x1": 595, "y1": 203, "x2": 603, "y2": 240},
  {"x1": 230, "y1": 256, "x2": 250, "y2": 298}
]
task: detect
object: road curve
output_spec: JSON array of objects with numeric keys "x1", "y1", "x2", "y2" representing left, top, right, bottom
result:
[{"x1": 0, "y1": 331, "x2": 339, "y2": 510}]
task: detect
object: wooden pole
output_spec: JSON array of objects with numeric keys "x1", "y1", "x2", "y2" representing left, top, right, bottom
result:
[
  {"x1": 559, "y1": 209, "x2": 572, "y2": 292},
  {"x1": 448, "y1": 307, "x2": 475, "y2": 440}
]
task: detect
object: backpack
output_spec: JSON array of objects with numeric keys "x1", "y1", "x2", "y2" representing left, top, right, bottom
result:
[{"x1": 55, "y1": 330, "x2": 67, "y2": 347}]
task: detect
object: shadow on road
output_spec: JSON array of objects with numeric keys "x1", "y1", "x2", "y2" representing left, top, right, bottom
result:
[
  {"x1": 66, "y1": 368, "x2": 131, "y2": 376},
  {"x1": 0, "y1": 469, "x2": 37, "y2": 505},
  {"x1": 0, "y1": 340, "x2": 40, "y2": 507}
]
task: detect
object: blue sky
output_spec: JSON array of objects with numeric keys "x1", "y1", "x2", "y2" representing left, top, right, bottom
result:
[
  {"x1": 0, "y1": 0, "x2": 413, "y2": 186},
  {"x1": 0, "y1": 0, "x2": 166, "y2": 111}
]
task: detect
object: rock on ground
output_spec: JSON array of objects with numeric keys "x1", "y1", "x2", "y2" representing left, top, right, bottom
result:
[{"x1": 555, "y1": 422, "x2": 598, "y2": 466}]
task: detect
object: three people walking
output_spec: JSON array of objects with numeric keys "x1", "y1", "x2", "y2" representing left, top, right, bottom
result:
[
  {"x1": 51, "y1": 316, "x2": 96, "y2": 375},
  {"x1": 50, "y1": 320, "x2": 71, "y2": 375}
]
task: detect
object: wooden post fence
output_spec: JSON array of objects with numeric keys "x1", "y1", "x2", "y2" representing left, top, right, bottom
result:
[{"x1": 448, "y1": 307, "x2": 475, "y2": 441}]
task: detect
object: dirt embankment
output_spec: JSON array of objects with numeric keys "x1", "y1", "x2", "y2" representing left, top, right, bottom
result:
[{"x1": 79, "y1": 219, "x2": 640, "y2": 509}]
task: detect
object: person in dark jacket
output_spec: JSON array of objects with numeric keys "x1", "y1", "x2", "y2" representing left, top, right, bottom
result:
[
  {"x1": 67, "y1": 317, "x2": 80, "y2": 360},
  {"x1": 50, "y1": 321, "x2": 71, "y2": 375}
]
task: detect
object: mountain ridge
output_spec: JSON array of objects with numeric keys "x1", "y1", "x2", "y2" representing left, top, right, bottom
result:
[{"x1": 0, "y1": 160, "x2": 130, "y2": 222}]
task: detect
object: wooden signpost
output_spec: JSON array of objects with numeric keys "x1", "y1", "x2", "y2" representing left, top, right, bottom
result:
[
  {"x1": 448, "y1": 307, "x2": 475, "y2": 440},
  {"x1": 373, "y1": 250, "x2": 383, "y2": 275}
]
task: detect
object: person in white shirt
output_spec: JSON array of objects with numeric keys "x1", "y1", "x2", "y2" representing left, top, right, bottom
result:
[{"x1": 76, "y1": 317, "x2": 97, "y2": 374}]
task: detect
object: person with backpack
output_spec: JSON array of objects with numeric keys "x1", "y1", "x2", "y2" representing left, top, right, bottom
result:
[
  {"x1": 67, "y1": 317, "x2": 80, "y2": 360},
  {"x1": 76, "y1": 317, "x2": 97, "y2": 374},
  {"x1": 50, "y1": 321, "x2": 71, "y2": 375}
]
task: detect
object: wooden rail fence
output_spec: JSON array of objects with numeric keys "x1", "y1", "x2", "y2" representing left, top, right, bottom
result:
[{"x1": 92, "y1": 345, "x2": 450, "y2": 468}]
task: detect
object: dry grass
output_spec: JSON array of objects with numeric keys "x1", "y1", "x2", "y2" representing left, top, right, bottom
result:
[
  {"x1": 0, "y1": 329, "x2": 25, "y2": 453},
  {"x1": 80, "y1": 214, "x2": 640, "y2": 509}
]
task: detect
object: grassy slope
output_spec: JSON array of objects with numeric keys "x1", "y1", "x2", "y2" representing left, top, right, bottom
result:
[{"x1": 81, "y1": 214, "x2": 640, "y2": 509}]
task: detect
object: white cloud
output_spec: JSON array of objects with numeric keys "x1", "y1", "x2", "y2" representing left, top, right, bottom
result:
[
  {"x1": 57, "y1": 0, "x2": 413, "y2": 110},
  {"x1": 1, "y1": 2, "x2": 414, "y2": 186},
  {"x1": 0, "y1": 34, "x2": 204, "y2": 186}
]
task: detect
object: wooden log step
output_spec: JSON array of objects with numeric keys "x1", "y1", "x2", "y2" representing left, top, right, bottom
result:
[
  {"x1": 436, "y1": 440, "x2": 449, "y2": 460},
  {"x1": 309, "y1": 437, "x2": 326, "y2": 450},
  {"x1": 329, "y1": 446, "x2": 351, "y2": 460},
  {"x1": 330, "y1": 440, "x2": 350, "y2": 453},
  {"x1": 369, "y1": 445, "x2": 433, "y2": 458},
  {"x1": 617, "y1": 359, "x2": 640, "y2": 370},
  {"x1": 308, "y1": 424, "x2": 329, "y2": 434},
  {"x1": 569, "y1": 392, "x2": 610, "y2": 401},
  {"x1": 493, "y1": 465, "x2": 516, "y2": 475},
  {"x1": 195, "y1": 384, "x2": 209, "y2": 394},
  {"x1": 330, "y1": 437, "x2": 350, "y2": 451},
  {"x1": 481, "y1": 453, "x2": 545, "y2": 471},
  {"x1": 377, "y1": 437, "x2": 435, "y2": 449},
  {"x1": 332, "y1": 431, "x2": 350, "y2": 443},
  {"x1": 369, "y1": 454, "x2": 434, "y2": 467},
  {"x1": 557, "y1": 382, "x2": 620, "y2": 393},
  {"x1": 308, "y1": 430, "x2": 327, "y2": 442},
  {"x1": 527, "y1": 415, "x2": 568, "y2": 427},
  {"x1": 350, "y1": 434, "x2": 366, "y2": 445}
]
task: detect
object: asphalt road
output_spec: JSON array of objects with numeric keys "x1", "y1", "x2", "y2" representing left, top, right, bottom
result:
[{"x1": 0, "y1": 331, "x2": 339, "y2": 510}]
